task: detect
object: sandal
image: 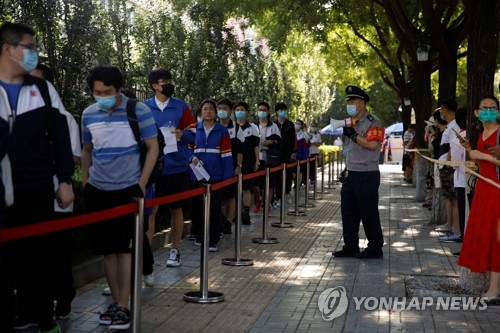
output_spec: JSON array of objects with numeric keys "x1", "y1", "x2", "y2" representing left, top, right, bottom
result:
[
  {"x1": 98, "y1": 303, "x2": 118, "y2": 325},
  {"x1": 109, "y1": 306, "x2": 130, "y2": 330}
]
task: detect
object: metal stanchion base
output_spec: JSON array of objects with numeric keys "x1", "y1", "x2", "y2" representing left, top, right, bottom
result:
[
  {"x1": 271, "y1": 222, "x2": 293, "y2": 228},
  {"x1": 316, "y1": 190, "x2": 329, "y2": 194},
  {"x1": 221, "y1": 258, "x2": 254, "y2": 266},
  {"x1": 183, "y1": 291, "x2": 225, "y2": 303},
  {"x1": 287, "y1": 211, "x2": 306, "y2": 216},
  {"x1": 309, "y1": 196, "x2": 322, "y2": 200},
  {"x1": 252, "y1": 237, "x2": 279, "y2": 244},
  {"x1": 299, "y1": 203, "x2": 316, "y2": 208}
]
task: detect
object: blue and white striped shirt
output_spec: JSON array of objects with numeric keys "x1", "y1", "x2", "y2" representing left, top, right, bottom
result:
[{"x1": 82, "y1": 94, "x2": 157, "y2": 190}]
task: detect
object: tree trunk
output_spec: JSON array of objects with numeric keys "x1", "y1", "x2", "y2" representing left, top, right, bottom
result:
[
  {"x1": 409, "y1": 61, "x2": 432, "y2": 150},
  {"x1": 464, "y1": 0, "x2": 500, "y2": 148},
  {"x1": 460, "y1": 0, "x2": 500, "y2": 292}
]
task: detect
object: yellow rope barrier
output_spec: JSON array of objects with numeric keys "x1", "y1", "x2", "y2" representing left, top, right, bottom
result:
[{"x1": 405, "y1": 148, "x2": 500, "y2": 189}]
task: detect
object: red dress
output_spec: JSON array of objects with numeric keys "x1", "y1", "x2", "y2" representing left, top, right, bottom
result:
[{"x1": 458, "y1": 130, "x2": 500, "y2": 272}]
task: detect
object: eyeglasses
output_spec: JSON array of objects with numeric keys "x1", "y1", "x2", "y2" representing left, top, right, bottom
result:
[
  {"x1": 478, "y1": 106, "x2": 498, "y2": 111},
  {"x1": 9, "y1": 43, "x2": 42, "y2": 52}
]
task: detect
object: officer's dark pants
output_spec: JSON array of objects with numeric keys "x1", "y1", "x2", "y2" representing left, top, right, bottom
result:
[{"x1": 340, "y1": 170, "x2": 384, "y2": 253}]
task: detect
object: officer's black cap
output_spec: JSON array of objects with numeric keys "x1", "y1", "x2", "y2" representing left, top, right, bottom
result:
[{"x1": 345, "y1": 86, "x2": 370, "y2": 103}]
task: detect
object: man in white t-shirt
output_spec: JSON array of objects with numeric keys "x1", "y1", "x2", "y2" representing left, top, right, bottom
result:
[{"x1": 437, "y1": 100, "x2": 461, "y2": 243}]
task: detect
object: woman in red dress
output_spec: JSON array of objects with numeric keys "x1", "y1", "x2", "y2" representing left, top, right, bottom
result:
[{"x1": 458, "y1": 95, "x2": 500, "y2": 303}]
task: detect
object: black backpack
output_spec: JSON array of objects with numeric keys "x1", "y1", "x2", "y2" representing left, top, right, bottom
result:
[{"x1": 126, "y1": 99, "x2": 166, "y2": 186}]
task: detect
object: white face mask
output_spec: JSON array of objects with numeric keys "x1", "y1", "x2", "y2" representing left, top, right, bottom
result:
[
  {"x1": 217, "y1": 110, "x2": 229, "y2": 119},
  {"x1": 310, "y1": 127, "x2": 318, "y2": 132}
]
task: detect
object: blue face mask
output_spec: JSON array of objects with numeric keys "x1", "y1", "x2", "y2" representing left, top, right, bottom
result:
[
  {"x1": 235, "y1": 111, "x2": 246, "y2": 120},
  {"x1": 19, "y1": 49, "x2": 39, "y2": 73},
  {"x1": 346, "y1": 104, "x2": 357, "y2": 117},
  {"x1": 217, "y1": 110, "x2": 228, "y2": 119},
  {"x1": 478, "y1": 109, "x2": 499, "y2": 123},
  {"x1": 95, "y1": 95, "x2": 117, "y2": 109},
  {"x1": 278, "y1": 110, "x2": 287, "y2": 118},
  {"x1": 258, "y1": 111, "x2": 268, "y2": 119},
  {"x1": 294, "y1": 124, "x2": 301, "y2": 131}
]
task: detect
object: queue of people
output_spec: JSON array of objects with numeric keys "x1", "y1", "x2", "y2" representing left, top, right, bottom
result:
[
  {"x1": 0, "y1": 21, "x2": 326, "y2": 333},
  {"x1": 414, "y1": 96, "x2": 500, "y2": 304}
]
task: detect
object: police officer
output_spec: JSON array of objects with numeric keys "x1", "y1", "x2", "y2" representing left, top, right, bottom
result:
[{"x1": 333, "y1": 86, "x2": 385, "y2": 259}]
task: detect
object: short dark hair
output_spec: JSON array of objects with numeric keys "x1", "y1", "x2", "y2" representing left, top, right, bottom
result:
[
  {"x1": 34, "y1": 63, "x2": 54, "y2": 83},
  {"x1": 200, "y1": 98, "x2": 217, "y2": 110},
  {"x1": 0, "y1": 22, "x2": 35, "y2": 55},
  {"x1": 408, "y1": 124, "x2": 416, "y2": 130},
  {"x1": 217, "y1": 98, "x2": 233, "y2": 110},
  {"x1": 274, "y1": 102, "x2": 287, "y2": 112},
  {"x1": 86, "y1": 64, "x2": 123, "y2": 91},
  {"x1": 441, "y1": 99, "x2": 457, "y2": 112},
  {"x1": 234, "y1": 101, "x2": 249, "y2": 111},
  {"x1": 148, "y1": 68, "x2": 172, "y2": 90},
  {"x1": 433, "y1": 110, "x2": 447, "y2": 126},
  {"x1": 257, "y1": 101, "x2": 270, "y2": 111}
]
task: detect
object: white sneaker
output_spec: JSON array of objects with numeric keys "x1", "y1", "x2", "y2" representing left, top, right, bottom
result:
[
  {"x1": 166, "y1": 248, "x2": 181, "y2": 267},
  {"x1": 143, "y1": 273, "x2": 155, "y2": 287},
  {"x1": 102, "y1": 287, "x2": 112, "y2": 296},
  {"x1": 209, "y1": 243, "x2": 218, "y2": 252}
]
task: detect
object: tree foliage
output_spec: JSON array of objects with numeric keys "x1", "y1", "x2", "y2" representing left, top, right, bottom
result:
[{"x1": 0, "y1": 0, "x2": 497, "y2": 136}]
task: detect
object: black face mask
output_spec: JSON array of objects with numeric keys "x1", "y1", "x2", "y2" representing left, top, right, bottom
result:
[{"x1": 160, "y1": 83, "x2": 174, "y2": 97}]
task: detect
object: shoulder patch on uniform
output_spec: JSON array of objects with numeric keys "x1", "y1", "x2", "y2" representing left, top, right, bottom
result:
[{"x1": 367, "y1": 114, "x2": 374, "y2": 122}]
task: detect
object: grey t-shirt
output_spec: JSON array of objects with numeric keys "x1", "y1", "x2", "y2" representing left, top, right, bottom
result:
[{"x1": 346, "y1": 111, "x2": 383, "y2": 172}]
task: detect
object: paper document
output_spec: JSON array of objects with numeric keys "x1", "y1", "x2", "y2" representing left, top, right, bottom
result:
[
  {"x1": 161, "y1": 127, "x2": 178, "y2": 154},
  {"x1": 190, "y1": 160, "x2": 210, "y2": 181}
]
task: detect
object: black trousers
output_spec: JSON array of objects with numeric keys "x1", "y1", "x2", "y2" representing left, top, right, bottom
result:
[
  {"x1": 340, "y1": 170, "x2": 384, "y2": 253},
  {"x1": 143, "y1": 214, "x2": 154, "y2": 276},
  {"x1": 1, "y1": 180, "x2": 57, "y2": 331},
  {"x1": 189, "y1": 180, "x2": 222, "y2": 244}
]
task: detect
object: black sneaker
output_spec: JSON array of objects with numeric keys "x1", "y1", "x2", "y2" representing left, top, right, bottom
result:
[
  {"x1": 355, "y1": 249, "x2": 383, "y2": 259},
  {"x1": 332, "y1": 249, "x2": 359, "y2": 258},
  {"x1": 452, "y1": 251, "x2": 460, "y2": 257},
  {"x1": 222, "y1": 221, "x2": 232, "y2": 234},
  {"x1": 242, "y1": 211, "x2": 251, "y2": 225}
]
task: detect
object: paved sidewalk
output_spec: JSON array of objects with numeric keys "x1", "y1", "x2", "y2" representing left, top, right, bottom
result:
[{"x1": 23, "y1": 165, "x2": 499, "y2": 332}]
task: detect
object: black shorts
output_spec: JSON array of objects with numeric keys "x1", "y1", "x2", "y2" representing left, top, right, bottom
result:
[
  {"x1": 83, "y1": 183, "x2": 143, "y2": 255},
  {"x1": 222, "y1": 182, "x2": 237, "y2": 198},
  {"x1": 155, "y1": 171, "x2": 191, "y2": 209}
]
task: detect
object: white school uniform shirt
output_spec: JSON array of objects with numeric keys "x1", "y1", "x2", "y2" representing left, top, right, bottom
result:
[{"x1": 449, "y1": 129, "x2": 466, "y2": 188}]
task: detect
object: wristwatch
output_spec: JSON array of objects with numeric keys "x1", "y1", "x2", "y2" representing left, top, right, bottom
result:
[{"x1": 237, "y1": 164, "x2": 242, "y2": 168}]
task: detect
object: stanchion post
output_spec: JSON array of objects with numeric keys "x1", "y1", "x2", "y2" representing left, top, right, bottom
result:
[
  {"x1": 131, "y1": 198, "x2": 144, "y2": 333},
  {"x1": 300, "y1": 158, "x2": 315, "y2": 208},
  {"x1": 317, "y1": 154, "x2": 329, "y2": 194},
  {"x1": 287, "y1": 162, "x2": 306, "y2": 216},
  {"x1": 327, "y1": 152, "x2": 332, "y2": 185},
  {"x1": 184, "y1": 184, "x2": 224, "y2": 303},
  {"x1": 253, "y1": 168, "x2": 278, "y2": 243},
  {"x1": 336, "y1": 150, "x2": 341, "y2": 181},
  {"x1": 272, "y1": 163, "x2": 293, "y2": 228},
  {"x1": 222, "y1": 174, "x2": 254, "y2": 265}
]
